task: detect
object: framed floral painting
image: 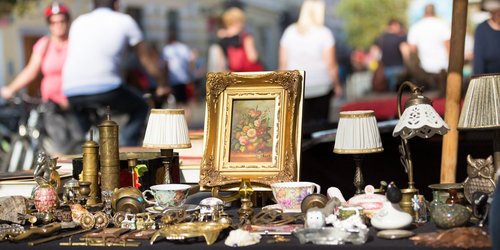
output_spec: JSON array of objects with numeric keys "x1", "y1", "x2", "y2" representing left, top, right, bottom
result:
[{"x1": 199, "y1": 71, "x2": 304, "y2": 188}]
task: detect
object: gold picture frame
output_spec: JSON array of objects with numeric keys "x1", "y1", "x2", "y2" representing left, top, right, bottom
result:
[{"x1": 199, "y1": 70, "x2": 304, "y2": 188}]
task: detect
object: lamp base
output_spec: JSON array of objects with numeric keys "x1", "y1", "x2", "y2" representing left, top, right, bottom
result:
[{"x1": 400, "y1": 188, "x2": 418, "y2": 220}]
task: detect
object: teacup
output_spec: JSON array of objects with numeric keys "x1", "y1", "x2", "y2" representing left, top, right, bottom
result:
[
  {"x1": 142, "y1": 184, "x2": 191, "y2": 208},
  {"x1": 270, "y1": 182, "x2": 321, "y2": 211}
]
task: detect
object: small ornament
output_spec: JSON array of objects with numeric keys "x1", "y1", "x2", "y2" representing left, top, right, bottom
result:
[{"x1": 33, "y1": 183, "x2": 58, "y2": 213}]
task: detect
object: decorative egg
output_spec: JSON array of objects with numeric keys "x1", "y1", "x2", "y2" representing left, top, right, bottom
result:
[
  {"x1": 386, "y1": 182, "x2": 402, "y2": 203},
  {"x1": 34, "y1": 185, "x2": 58, "y2": 212}
]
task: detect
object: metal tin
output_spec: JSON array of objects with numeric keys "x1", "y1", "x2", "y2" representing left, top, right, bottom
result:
[
  {"x1": 99, "y1": 111, "x2": 120, "y2": 192},
  {"x1": 82, "y1": 131, "x2": 100, "y2": 205}
]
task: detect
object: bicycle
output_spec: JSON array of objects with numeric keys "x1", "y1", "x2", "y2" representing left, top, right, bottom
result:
[{"x1": 0, "y1": 94, "x2": 80, "y2": 173}]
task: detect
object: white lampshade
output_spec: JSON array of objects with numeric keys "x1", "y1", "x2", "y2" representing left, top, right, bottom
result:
[
  {"x1": 334, "y1": 110, "x2": 384, "y2": 154},
  {"x1": 143, "y1": 109, "x2": 191, "y2": 149},
  {"x1": 393, "y1": 104, "x2": 449, "y2": 140},
  {"x1": 458, "y1": 74, "x2": 500, "y2": 130}
]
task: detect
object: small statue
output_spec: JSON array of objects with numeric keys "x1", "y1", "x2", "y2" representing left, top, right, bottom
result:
[
  {"x1": 371, "y1": 182, "x2": 412, "y2": 230},
  {"x1": 305, "y1": 197, "x2": 341, "y2": 229},
  {"x1": 33, "y1": 151, "x2": 61, "y2": 189},
  {"x1": 463, "y1": 155, "x2": 495, "y2": 204}
]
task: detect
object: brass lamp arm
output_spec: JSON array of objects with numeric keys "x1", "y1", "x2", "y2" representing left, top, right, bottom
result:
[{"x1": 397, "y1": 81, "x2": 431, "y2": 118}]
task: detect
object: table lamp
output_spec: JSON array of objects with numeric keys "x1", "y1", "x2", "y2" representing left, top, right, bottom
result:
[
  {"x1": 458, "y1": 74, "x2": 500, "y2": 173},
  {"x1": 334, "y1": 110, "x2": 384, "y2": 194},
  {"x1": 392, "y1": 81, "x2": 449, "y2": 213},
  {"x1": 143, "y1": 109, "x2": 191, "y2": 184}
]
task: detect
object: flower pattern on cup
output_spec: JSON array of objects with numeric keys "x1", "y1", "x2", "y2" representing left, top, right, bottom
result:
[{"x1": 271, "y1": 182, "x2": 321, "y2": 210}]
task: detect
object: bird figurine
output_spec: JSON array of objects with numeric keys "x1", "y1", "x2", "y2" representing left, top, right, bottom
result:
[{"x1": 371, "y1": 182, "x2": 413, "y2": 230}]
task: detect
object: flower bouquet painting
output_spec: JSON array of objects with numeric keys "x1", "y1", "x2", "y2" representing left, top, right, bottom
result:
[{"x1": 229, "y1": 100, "x2": 275, "y2": 162}]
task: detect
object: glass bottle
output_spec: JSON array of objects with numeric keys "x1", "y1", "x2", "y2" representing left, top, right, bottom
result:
[
  {"x1": 429, "y1": 190, "x2": 441, "y2": 214},
  {"x1": 446, "y1": 188, "x2": 465, "y2": 205}
]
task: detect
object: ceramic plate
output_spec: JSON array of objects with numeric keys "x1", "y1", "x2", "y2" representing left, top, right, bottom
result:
[
  {"x1": 376, "y1": 229, "x2": 415, "y2": 240},
  {"x1": 146, "y1": 204, "x2": 200, "y2": 214},
  {"x1": 262, "y1": 204, "x2": 302, "y2": 213}
]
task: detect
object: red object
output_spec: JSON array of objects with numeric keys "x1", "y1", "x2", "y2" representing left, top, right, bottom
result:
[
  {"x1": 44, "y1": 2, "x2": 70, "y2": 17},
  {"x1": 341, "y1": 97, "x2": 448, "y2": 120},
  {"x1": 227, "y1": 33, "x2": 264, "y2": 72},
  {"x1": 34, "y1": 185, "x2": 58, "y2": 212}
]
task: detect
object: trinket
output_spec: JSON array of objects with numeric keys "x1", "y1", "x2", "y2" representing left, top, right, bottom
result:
[
  {"x1": 136, "y1": 213, "x2": 156, "y2": 230},
  {"x1": 62, "y1": 178, "x2": 80, "y2": 204},
  {"x1": 94, "y1": 211, "x2": 110, "y2": 229},
  {"x1": 150, "y1": 221, "x2": 231, "y2": 245},
  {"x1": 199, "y1": 197, "x2": 224, "y2": 222},
  {"x1": 79, "y1": 213, "x2": 95, "y2": 230},
  {"x1": 33, "y1": 183, "x2": 58, "y2": 213},
  {"x1": 121, "y1": 213, "x2": 137, "y2": 230},
  {"x1": 224, "y1": 229, "x2": 261, "y2": 247}
]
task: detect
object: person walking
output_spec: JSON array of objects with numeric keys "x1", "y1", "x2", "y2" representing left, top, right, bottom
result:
[
  {"x1": 162, "y1": 33, "x2": 193, "y2": 107},
  {"x1": 62, "y1": 0, "x2": 168, "y2": 146},
  {"x1": 217, "y1": 7, "x2": 263, "y2": 72},
  {"x1": 0, "y1": 2, "x2": 80, "y2": 154},
  {"x1": 371, "y1": 19, "x2": 408, "y2": 92},
  {"x1": 279, "y1": 0, "x2": 342, "y2": 135},
  {"x1": 407, "y1": 3, "x2": 451, "y2": 91},
  {"x1": 473, "y1": 0, "x2": 500, "y2": 74}
]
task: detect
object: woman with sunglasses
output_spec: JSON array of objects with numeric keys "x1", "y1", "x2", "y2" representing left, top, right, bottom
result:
[{"x1": 0, "y1": 2, "x2": 80, "y2": 155}]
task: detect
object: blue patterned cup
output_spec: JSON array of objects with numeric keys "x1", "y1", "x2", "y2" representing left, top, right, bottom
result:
[{"x1": 142, "y1": 184, "x2": 191, "y2": 208}]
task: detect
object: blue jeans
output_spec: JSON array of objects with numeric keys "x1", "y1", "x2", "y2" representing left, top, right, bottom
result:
[
  {"x1": 384, "y1": 65, "x2": 405, "y2": 92},
  {"x1": 68, "y1": 85, "x2": 149, "y2": 146}
]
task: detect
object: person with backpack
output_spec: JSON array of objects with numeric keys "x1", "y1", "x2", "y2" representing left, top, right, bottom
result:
[{"x1": 217, "y1": 7, "x2": 263, "y2": 72}]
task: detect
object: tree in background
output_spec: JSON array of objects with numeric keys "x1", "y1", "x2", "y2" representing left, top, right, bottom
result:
[
  {"x1": 0, "y1": 0, "x2": 36, "y2": 18},
  {"x1": 336, "y1": 0, "x2": 409, "y2": 49}
]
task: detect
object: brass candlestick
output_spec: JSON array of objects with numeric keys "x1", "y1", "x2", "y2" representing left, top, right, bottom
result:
[
  {"x1": 238, "y1": 179, "x2": 254, "y2": 222},
  {"x1": 160, "y1": 149, "x2": 174, "y2": 184}
]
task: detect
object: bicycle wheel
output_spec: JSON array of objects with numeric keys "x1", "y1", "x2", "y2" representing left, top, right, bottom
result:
[{"x1": 0, "y1": 135, "x2": 35, "y2": 172}]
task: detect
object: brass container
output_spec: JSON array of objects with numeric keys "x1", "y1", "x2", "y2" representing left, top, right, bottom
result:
[
  {"x1": 111, "y1": 187, "x2": 146, "y2": 214},
  {"x1": 82, "y1": 132, "x2": 100, "y2": 205},
  {"x1": 400, "y1": 188, "x2": 418, "y2": 219},
  {"x1": 99, "y1": 113, "x2": 120, "y2": 192}
]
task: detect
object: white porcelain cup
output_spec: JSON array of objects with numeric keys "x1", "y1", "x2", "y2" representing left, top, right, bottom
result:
[
  {"x1": 270, "y1": 182, "x2": 321, "y2": 211},
  {"x1": 142, "y1": 184, "x2": 191, "y2": 208}
]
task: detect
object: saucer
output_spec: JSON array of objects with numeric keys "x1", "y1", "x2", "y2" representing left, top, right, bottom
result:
[
  {"x1": 262, "y1": 204, "x2": 302, "y2": 213},
  {"x1": 146, "y1": 204, "x2": 200, "y2": 214},
  {"x1": 376, "y1": 229, "x2": 415, "y2": 240}
]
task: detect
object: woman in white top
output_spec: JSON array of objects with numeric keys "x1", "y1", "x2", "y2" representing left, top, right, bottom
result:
[{"x1": 279, "y1": 0, "x2": 342, "y2": 134}]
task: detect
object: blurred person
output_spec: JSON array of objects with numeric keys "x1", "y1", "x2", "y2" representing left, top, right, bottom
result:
[
  {"x1": 62, "y1": 0, "x2": 168, "y2": 146},
  {"x1": 217, "y1": 7, "x2": 263, "y2": 72},
  {"x1": 162, "y1": 33, "x2": 193, "y2": 107},
  {"x1": 473, "y1": 0, "x2": 500, "y2": 74},
  {"x1": 407, "y1": 3, "x2": 451, "y2": 91},
  {"x1": 371, "y1": 18, "x2": 408, "y2": 92},
  {"x1": 279, "y1": 0, "x2": 342, "y2": 134},
  {"x1": 190, "y1": 48, "x2": 207, "y2": 101},
  {"x1": 0, "y1": 2, "x2": 81, "y2": 154}
]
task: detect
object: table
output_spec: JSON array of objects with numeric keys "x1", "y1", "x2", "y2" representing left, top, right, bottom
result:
[{"x1": 0, "y1": 210, "x2": 490, "y2": 250}]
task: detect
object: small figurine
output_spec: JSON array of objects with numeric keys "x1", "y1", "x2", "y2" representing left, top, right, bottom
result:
[
  {"x1": 121, "y1": 213, "x2": 137, "y2": 230},
  {"x1": 33, "y1": 152, "x2": 61, "y2": 189},
  {"x1": 305, "y1": 197, "x2": 341, "y2": 229},
  {"x1": 371, "y1": 182, "x2": 413, "y2": 230},
  {"x1": 199, "y1": 197, "x2": 224, "y2": 222}
]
